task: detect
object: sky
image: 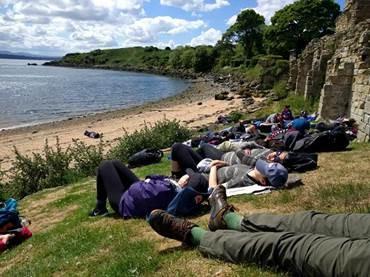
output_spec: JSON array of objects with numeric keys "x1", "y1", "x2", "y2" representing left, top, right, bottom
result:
[{"x1": 0, "y1": 0, "x2": 345, "y2": 56}]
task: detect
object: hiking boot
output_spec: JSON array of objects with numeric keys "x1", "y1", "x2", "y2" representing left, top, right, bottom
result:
[
  {"x1": 148, "y1": 209, "x2": 197, "y2": 245},
  {"x1": 208, "y1": 185, "x2": 235, "y2": 231},
  {"x1": 88, "y1": 207, "x2": 109, "y2": 217}
]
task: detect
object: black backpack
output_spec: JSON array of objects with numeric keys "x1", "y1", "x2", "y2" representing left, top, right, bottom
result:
[{"x1": 128, "y1": 148, "x2": 164, "y2": 168}]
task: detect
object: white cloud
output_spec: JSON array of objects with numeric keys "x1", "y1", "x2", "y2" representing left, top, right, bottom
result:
[
  {"x1": 0, "y1": 1, "x2": 207, "y2": 55},
  {"x1": 189, "y1": 28, "x2": 222, "y2": 46},
  {"x1": 254, "y1": 0, "x2": 295, "y2": 23},
  {"x1": 160, "y1": 0, "x2": 230, "y2": 12},
  {"x1": 226, "y1": 0, "x2": 295, "y2": 26},
  {"x1": 124, "y1": 16, "x2": 205, "y2": 44}
]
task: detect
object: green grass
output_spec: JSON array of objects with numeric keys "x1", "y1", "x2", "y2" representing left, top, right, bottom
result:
[{"x1": 1, "y1": 142, "x2": 369, "y2": 276}]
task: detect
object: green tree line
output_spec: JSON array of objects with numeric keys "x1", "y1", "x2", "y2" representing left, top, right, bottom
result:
[{"x1": 49, "y1": 0, "x2": 340, "y2": 75}]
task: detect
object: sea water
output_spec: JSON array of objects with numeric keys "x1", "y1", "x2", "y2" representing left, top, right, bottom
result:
[{"x1": 0, "y1": 59, "x2": 189, "y2": 129}]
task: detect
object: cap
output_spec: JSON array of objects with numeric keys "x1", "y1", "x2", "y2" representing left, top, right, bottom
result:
[
  {"x1": 255, "y1": 159, "x2": 288, "y2": 188},
  {"x1": 185, "y1": 168, "x2": 209, "y2": 193}
]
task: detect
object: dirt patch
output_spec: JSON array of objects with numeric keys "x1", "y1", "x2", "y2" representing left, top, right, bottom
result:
[{"x1": 29, "y1": 205, "x2": 79, "y2": 233}]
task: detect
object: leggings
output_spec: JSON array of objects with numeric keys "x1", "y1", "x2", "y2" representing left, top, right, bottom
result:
[
  {"x1": 96, "y1": 160, "x2": 139, "y2": 213},
  {"x1": 171, "y1": 143, "x2": 224, "y2": 173}
]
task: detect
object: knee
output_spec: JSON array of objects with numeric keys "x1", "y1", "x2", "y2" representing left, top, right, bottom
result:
[
  {"x1": 98, "y1": 160, "x2": 115, "y2": 172},
  {"x1": 171, "y1": 143, "x2": 185, "y2": 158}
]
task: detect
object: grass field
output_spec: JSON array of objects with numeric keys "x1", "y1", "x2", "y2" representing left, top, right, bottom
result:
[{"x1": 0, "y1": 142, "x2": 369, "y2": 276}]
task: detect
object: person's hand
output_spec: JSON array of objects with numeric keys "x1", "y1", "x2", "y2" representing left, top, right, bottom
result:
[
  {"x1": 210, "y1": 160, "x2": 228, "y2": 168},
  {"x1": 194, "y1": 195, "x2": 203, "y2": 205},
  {"x1": 267, "y1": 152, "x2": 278, "y2": 162},
  {"x1": 178, "y1": 174, "x2": 190, "y2": 188},
  {"x1": 0, "y1": 234, "x2": 15, "y2": 245}
]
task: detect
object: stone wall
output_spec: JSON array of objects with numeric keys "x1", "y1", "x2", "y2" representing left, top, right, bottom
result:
[{"x1": 288, "y1": 0, "x2": 370, "y2": 141}]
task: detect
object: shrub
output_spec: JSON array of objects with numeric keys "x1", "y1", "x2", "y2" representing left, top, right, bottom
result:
[
  {"x1": 3, "y1": 138, "x2": 74, "y2": 199},
  {"x1": 108, "y1": 119, "x2": 192, "y2": 161},
  {"x1": 228, "y1": 111, "x2": 243, "y2": 122},
  {"x1": 273, "y1": 80, "x2": 289, "y2": 99},
  {"x1": 69, "y1": 139, "x2": 105, "y2": 176}
]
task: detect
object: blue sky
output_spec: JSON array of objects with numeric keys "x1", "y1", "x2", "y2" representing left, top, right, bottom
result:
[{"x1": 0, "y1": 0, "x2": 345, "y2": 56}]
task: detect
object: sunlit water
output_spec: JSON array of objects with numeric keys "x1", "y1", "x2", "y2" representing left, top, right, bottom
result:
[{"x1": 0, "y1": 59, "x2": 189, "y2": 129}]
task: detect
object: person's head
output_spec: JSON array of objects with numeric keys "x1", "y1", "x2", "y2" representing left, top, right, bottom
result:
[
  {"x1": 250, "y1": 159, "x2": 288, "y2": 187},
  {"x1": 276, "y1": 113, "x2": 283, "y2": 122}
]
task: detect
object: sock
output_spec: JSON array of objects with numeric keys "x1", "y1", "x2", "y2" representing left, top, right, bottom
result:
[
  {"x1": 224, "y1": 212, "x2": 243, "y2": 231},
  {"x1": 190, "y1": 227, "x2": 206, "y2": 246}
]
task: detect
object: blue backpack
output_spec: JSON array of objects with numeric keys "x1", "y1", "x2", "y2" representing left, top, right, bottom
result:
[{"x1": 0, "y1": 198, "x2": 21, "y2": 230}]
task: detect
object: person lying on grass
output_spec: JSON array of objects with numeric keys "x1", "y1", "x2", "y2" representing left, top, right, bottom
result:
[
  {"x1": 0, "y1": 225, "x2": 32, "y2": 253},
  {"x1": 148, "y1": 185, "x2": 370, "y2": 277},
  {"x1": 89, "y1": 160, "x2": 210, "y2": 218},
  {"x1": 171, "y1": 142, "x2": 316, "y2": 174},
  {"x1": 172, "y1": 143, "x2": 289, "y2": 189}
]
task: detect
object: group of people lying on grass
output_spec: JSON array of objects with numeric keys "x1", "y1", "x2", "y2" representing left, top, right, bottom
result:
[
  {"x1": 87, "y1": 110, "x2": 366, "y2": 276},
  {"x1": 3, "y1": 109, "x2": 365, "y2": 275}
]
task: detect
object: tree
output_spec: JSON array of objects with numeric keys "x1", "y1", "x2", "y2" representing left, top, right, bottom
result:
[
  {"x1": 264, "y1": 0, "x2": 341, "y2": 58},
  {"x1": 221, "y1": 9, "x2": 265, "y2": 59},
  {"x1": 193, "y1": 46, "x2": 215, "y2": 72}
]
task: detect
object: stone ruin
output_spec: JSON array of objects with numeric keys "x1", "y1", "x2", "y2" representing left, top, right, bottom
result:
[{"x1": 288, "y1": 0, "x2": 370, "y2": 141}]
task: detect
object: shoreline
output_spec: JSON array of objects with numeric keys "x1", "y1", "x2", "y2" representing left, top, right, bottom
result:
[{"x1": 0, "y1": 77, "x2": 244, "y2": 168}]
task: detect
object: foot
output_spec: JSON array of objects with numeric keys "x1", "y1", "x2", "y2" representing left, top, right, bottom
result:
[
  {"x1": 208, "y1": 185, "x2": 234, "y2": 231},
  {"x1": 88, "y1": 207, "x2": 109, "y2": 217},
  {"x1": 148, "y1": 209, "x2": 197, "y2": 245}
]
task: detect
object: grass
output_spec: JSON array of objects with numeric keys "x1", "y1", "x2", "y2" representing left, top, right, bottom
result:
[{"x1": 1, "y1": 142, "x2": 370, "y2": 276}]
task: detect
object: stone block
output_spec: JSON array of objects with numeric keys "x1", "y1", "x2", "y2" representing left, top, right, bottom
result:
[{"x1": 344, "y1": 62, "x2": 355, "y2": 75}]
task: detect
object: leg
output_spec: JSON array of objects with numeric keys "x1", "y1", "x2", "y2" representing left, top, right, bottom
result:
[
  {"x1": 199, "y1": 230, "x2": 370, "y2": 276},
  {"x1": 95, "y1": 160, "x2": 139, "y2": 213},
  {"x1": 171, "y1": 143, "x2": 203, "y2": 173},
  {"x1": 240, "y1": 211, "x2": 370, "y2": 239},
  {"x1": 148, "y1": 209, "x2": 370, "y2": 276},
  {"x1": 197, "y1": 143, "x2": 224, "y2": 160},
  {"x1": 209, "y1": 185, "x2": 370, "y2": 239}
]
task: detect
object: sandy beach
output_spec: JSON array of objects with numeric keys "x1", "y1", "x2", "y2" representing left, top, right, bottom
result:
[{"x1": 0, "y1": 78, "x2": 244, "y2": 169}]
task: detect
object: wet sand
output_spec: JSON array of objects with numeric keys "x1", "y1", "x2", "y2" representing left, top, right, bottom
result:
[{"x1": 0, "y1": 78, "x2": 243, "y2": 169}]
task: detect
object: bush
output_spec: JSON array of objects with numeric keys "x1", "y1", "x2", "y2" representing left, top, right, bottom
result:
[
  {"x1": 273, "y1": 80, "x2": 289, "y2": 99},
  {"x1": 3, "y1": 138, "x2": 74, "y2": 199},
  {"x1": 228, "y1": 111, "x2": 243, "y2": 122},
  {"x1": 69, "y1": 139, "x2": 105, "y2": 177},
  {"x1": 108, "y1": 119, "x2": 192, "y2": 161}
]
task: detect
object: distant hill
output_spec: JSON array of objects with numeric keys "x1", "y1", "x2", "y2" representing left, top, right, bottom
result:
[{"x1": 0, "y1": 50, "x2": 61, "y2": 60}]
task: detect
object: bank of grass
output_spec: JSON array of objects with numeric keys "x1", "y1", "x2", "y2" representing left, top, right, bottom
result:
[{"x1": 1, "y1": 142, "x2": 370, "y2": 276}]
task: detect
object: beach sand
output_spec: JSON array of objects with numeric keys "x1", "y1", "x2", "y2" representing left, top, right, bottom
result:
[{"x1": 0, "y1": 78, "x2": 244, "y2": 169}]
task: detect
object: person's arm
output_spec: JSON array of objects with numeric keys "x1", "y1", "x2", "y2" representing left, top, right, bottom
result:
[
  {"x1": 239, "y1": 141, "x2": 265, "y2": 150},
  {"x1": 209, "y1": 165, "x2": 218, "y2": 189},
  {"x1": 208, "y1": 160, "x2": 228, "y2": 189}
]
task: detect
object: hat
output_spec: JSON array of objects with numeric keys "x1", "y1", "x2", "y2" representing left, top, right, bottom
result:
[
  {"x1": 291, "y1": 118, "x2": 310, "y2": 133},
  {"x1": 185, "y1": 168, "x2": 209, "y2": 193},
  {"x1": 166, "y1": 169, "x2": 210, "y2": 217},
  {"x1": 255, "y1": 159, "x2": 288, "y2": 188}
]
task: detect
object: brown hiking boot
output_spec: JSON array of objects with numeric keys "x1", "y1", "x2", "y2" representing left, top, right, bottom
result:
[
  {"x1": 148, "y1": 209, "x2": 197, "y2": 245},
  {"x1": 208, "y1": 185, "x2": 234, "y2": 231}
]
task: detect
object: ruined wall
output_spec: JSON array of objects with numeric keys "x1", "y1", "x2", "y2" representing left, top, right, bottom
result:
[{"x1": 289, "y1": 0, "x2": 370, "y2": 141}]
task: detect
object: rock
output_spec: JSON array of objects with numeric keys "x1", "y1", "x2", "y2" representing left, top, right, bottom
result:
[
  {"x1": 215, "y1": 93, "x2": 228, "y2": 100},
  {"x1": 226, "y1": 96, "x2": 234, "y2": 101},
  {"x1": 197, "y1": 102, "x2": 203, "y2": 105}
]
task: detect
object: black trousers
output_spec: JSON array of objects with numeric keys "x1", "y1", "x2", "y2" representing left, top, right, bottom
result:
[
  {"x1": 171, "y1": 143, "x2": 223, "y2": 173},
  {"x1": 96, "y1": 160, "x2": 139, "y2": 213}
]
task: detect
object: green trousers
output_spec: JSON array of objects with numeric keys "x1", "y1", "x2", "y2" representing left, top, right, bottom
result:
[{"x1": 199, "y1": 211, "x2": 370, "y2": 276}]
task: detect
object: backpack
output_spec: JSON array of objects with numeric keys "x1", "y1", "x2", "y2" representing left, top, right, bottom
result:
[
  {"x1": 128, "y1": 148, "x2": 164, "y2": 168},
  {"x1": 0, "y1": 199, "x2": 21, "y2": 232},
  {"x1": 292, "y1": 127, "x2": 349, "y2": 153},
  {"x1": 283, "y1": 152, "x2": 318, "y2": 172}
]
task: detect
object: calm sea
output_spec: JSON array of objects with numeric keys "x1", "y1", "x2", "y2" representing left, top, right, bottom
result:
[{"x1": 0, "y1": 59, "x2": 189, "y2": 129}]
